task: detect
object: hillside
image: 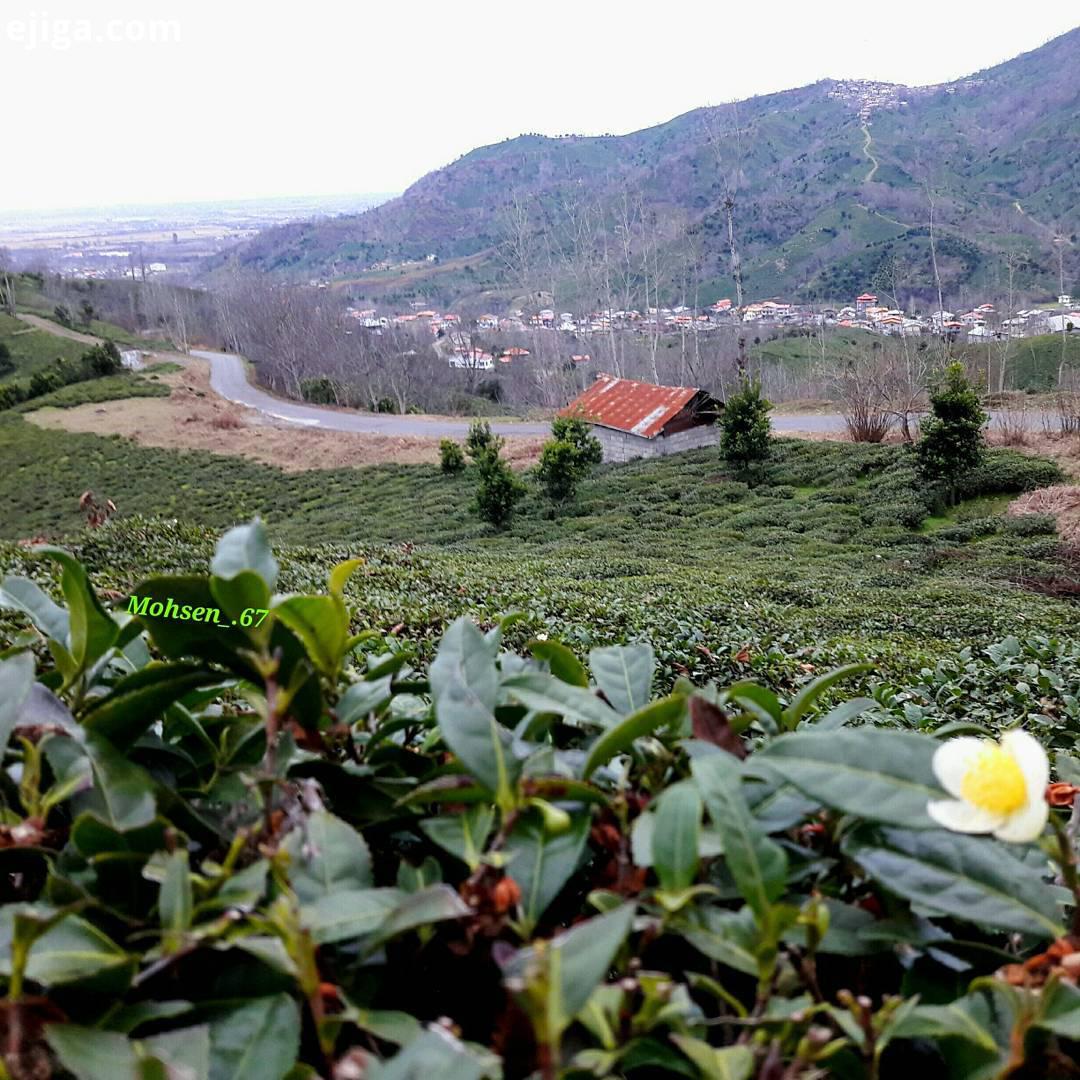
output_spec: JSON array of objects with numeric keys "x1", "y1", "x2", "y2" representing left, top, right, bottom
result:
[
  {"x1": 217, "y1": 29, "x2": 1080, "y2": 306},
  {"x1": 0, "y1": 405, "x2": 1071, "y2": 682}
]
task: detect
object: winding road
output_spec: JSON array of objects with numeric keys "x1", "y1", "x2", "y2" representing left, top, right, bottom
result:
[
  {"x1": 195, "y1": 349, "x2": 553, "y2": 437},
  {"x1": 18, "y1": 313, "x2": 1057, "y2": 439},
  {"x1": 195, "y1": 349, "x2": 1061, "y2": 437},
  {"x1": 197, "y1": 349, "x2": 863, "y2": 435}
]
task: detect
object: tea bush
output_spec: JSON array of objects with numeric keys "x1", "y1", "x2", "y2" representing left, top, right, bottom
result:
[
  {"x1": 439, "y1": 438, "x2": 466, "y2": 475},
  {"x1": 1, "y1": 525, "x2": 1080, "y2": 1077}
]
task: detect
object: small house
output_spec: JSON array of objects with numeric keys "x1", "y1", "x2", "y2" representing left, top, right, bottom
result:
[{"x1": 560, "y1": 374, "x2": 723, "y2": 463}]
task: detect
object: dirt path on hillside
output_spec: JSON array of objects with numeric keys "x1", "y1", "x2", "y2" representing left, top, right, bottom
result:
[
  {"x1": 860, "y1": 122, "x2": 879, "y2": 183},
  {"x1": 16, "y1": 312, "x2": 105, "y2": 345}
]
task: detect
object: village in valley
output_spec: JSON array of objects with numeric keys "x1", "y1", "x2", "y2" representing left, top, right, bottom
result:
[{"x1": 344, "y1": 290, "x2": 1079, "y2": 371}]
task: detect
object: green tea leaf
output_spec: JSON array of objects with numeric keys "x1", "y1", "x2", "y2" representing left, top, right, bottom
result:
[
  {"x1": 502, "y1": 671, "x2": 620, "y2": 729},
  {"x1": 782, "y1": 662, "x2": 872, "y2": 729},
  {"x1": 273, "y1": 594, "x2": 348, "y2": 679},
  {"x1": 0, "y1": 650, "x2": 35, "y2": 758},
  {"x1": 207, "y1": 994, "x2": 300, "y2": 1080},
  {"x1": 328, "y1": 557, "x2": 364, "y2": 599},
  {"x1": 529, "y1": 639, "x2": 589, "y2": 687},
  {"x1": 589, "y1": 643, "x2": 655, "y2": 715},
  {"x1": 35, "y1": 546, "x2": 119, "y2": 674},
  {"x1": 0, "y1": 907, "x2": 129, "y2": 986},
  {"x1": 1038, "y1": 978, "x2": 1080, "y2": 1039},
  {"x1": 159, "y1": 849, "x2": 193, "y2": 948},
  {"x1": 210, "y1": 520, "x2": 279, "y2": 591},
  {"x1": 45, "y1": 1026, "x2": 139, "y2": 1079},
  {"x1": 365, "y1": 1028, "x2": 501, "y2": 1079},
  {"x1": 81, "y1": 663, "x2": 221, "y2": 745},
  {"x1": 281, "y1": 811, "x2": 373, "y2": 903},
  {"x1": 756, "y1": 729, "x2": 942, "y2": 828},
  {"x1": 0, "y1": 574, "x2": 70, "y2": 644},
  {"x1": 581, "y1": 695, "x2": 686, "y2": 779},
  {"x1": 844, "y1": 826, "x2": 1065, "y2": 939},
  {"x1": 83, "y1": 733, "x2": 156, "y2": 830},
  {"x1": 893, "y1": 995, "x2": 998, "y2": 1051},
  {"x1": 301, "y1": 887, "x2": 403, "y2": 945},
  {"x1": 503, "y1": 903, "x2": 634, "y2": 1040},
  {"x1": 692, "y1": 753, "x2": 787, "y2": 920},
  {"x1": 671, "y1": 1037, "x2": 754, "y2": 1080},
  {"x1": 504, "y1": 810, "x2": 591, "y2": 929},
  {"x1": 651, "y1": 780, "x2": 702, "y2": 893},
  {"x1": 430, "y1": 619, "x2": 519, "y2": 805},
  {"x1": 371, "y1": 885, "x2": 471, "y2": 947},
  {"x1": 420, "y1": 805, "x2": 495, "y2": 870},
  {"x1": 144, "y1": 1025, "x2": 211, "y2": 1079}
]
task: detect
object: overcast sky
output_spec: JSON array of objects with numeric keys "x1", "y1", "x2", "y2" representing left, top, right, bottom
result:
[{"x1": 1, "y1": 0, "x2": 1076, "y2": 214}]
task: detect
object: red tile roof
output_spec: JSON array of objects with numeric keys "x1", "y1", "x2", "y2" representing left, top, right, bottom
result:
[{"x1": 560, "y1": 374, "x2": 702, "y2": 439}]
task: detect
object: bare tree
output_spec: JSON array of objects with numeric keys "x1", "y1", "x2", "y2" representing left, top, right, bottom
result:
[{"x1": 702, "y1": 105, "x2": 746, "y2": 314}]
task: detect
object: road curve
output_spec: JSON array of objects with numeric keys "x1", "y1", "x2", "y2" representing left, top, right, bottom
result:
[
  {"x1": 196, "y1": 348, "x2": 859, "y2": 436},
  {"x1": 195, "y1": 349, "x2": 553, "y2": 437},
  {"x1": 194, "y1": 349, "x2": 1058, "y2": 438}
]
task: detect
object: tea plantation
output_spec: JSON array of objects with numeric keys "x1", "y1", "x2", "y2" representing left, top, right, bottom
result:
[
  {"x1": 0, "y1": 413, "x2": 1076, "y2": 717},
  {"x1": 4, "y1": 412, "x2": 1080, "y2": 1078}
]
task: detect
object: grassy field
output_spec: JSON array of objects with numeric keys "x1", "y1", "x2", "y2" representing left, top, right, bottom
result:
[
  {"x1": 751, "y1": 328, "x2": 873, "y2": 373},
  {"x1": 0, "y1": 312, "x2": 88, "y2": 377},
  {"x1": 0, "y1": 411, "x2": 1073, "y2": 698},
  {"x1": 14, "y1": 372, "x2": 171, "y2": 411},
  {"x1": 957, "y1": 331, "x2": 1080, "y2": 392}
]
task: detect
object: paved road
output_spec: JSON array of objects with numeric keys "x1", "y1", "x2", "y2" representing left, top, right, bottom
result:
[
  {"x1": 196, "y1": 348, "x2": 862, "y2": 436},
  {"x1": 195, "y1": 349, "x2": 553, "y2": 436},
  {"x1": 194, "y1": 349, "x2": 1060, "y2": 438}
]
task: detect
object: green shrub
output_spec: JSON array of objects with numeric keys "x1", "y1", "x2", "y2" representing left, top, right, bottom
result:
[
  {"x1": 465, "y1": 418, "x2": 498, "y2": 460},
  {"x1": 537, "y1": 417, "x2": 602, "y2": 503},
  {"x1": 917, "y1": 362, "x2": 988, "y2": 504},
  {"x1": 1002, "y1": 513, "x2": 1057, "y2": 537},
  {"x1": 474, "y1": 446, "x2": 525, "y2": 527},
  {"x1": 0, "y1": 382, "x2": 25, "y2": 410},
  {"x1": 300, "y1": 376, "x2": 340, "y2": 404},
  {"x1": 84, "y1": 341, "x2": 122, "y2": 377},
  {"x1": 439, "y1": 438, "x2": 466, "y2": 474},
  {"x1": 29, "y1": 368, "x2": 63, "y2": 397},
  {"x1": 719, "y1": 377, "x2": 771, "y2": 477},
  {"x1": 958, "y1": 452, "x2": 1062, "y2": 497}
]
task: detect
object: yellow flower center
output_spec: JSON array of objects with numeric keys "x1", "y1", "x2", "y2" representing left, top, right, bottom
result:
[{"x1": 960, "y1": 745, "x2": 1027, "y2": 814}]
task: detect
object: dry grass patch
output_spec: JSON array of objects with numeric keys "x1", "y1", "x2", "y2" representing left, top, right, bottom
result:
[
  {"x1": 1008, "y1": 484, "x2": 1080, "y2": 550},
  {"x1": 26, "y1": 358, "x2": 545, "y2": 471}
]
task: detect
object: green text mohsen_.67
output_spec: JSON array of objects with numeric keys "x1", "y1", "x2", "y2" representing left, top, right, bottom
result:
[{"x1": 127, "y1": 595, "x2": 269, "y2": 627}]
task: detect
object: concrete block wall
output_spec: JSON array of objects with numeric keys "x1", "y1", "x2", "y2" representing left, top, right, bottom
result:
[{"x1": 595, "y1": 423, "x2": 720, "y2": 463}]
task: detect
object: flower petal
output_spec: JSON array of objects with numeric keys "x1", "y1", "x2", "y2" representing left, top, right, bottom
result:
[
  {"x1": 932, "y1": 738, "x2": 990, "y2": 799},
  {"x1": 927, "y1": 798, "x2": 1005, "y2": 834},
  {"x1": 1000, "y1": 729, "x2": 1049, "y2": 800},
  {"x1": 993, "y1": 797, "x2": 1049, "y2": 844}
]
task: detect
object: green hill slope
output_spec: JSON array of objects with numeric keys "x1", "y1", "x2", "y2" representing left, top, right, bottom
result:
[
  {"x1": 217, "y1": 29, "x2": 1080, "y2": 306},
  {"x1": 0, "y1": 413, "x2": 1069, "y2": 688}
]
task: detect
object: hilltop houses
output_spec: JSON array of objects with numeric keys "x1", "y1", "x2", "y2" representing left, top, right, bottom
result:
[{"x1": 342, "y1": 286, "x2": 1074, "y2": 374}]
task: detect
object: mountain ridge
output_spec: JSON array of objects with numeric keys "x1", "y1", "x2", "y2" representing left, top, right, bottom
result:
[{"x1": 216, "y1": 27, "x2": 1080, "y2": 306}]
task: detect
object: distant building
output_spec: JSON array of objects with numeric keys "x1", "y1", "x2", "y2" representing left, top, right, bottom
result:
[{"x1": 560, "y1": 374, "x2": 723, "y2": 462}]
